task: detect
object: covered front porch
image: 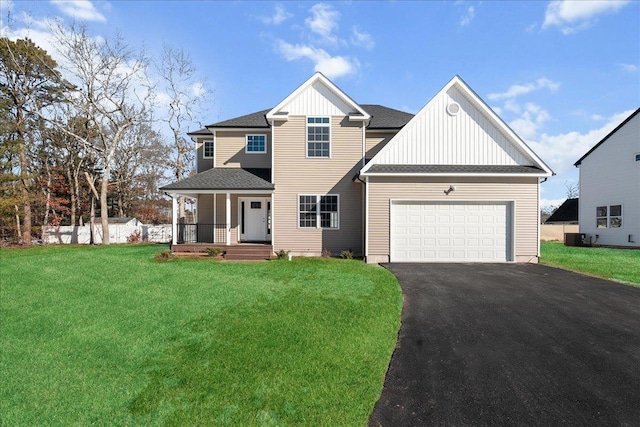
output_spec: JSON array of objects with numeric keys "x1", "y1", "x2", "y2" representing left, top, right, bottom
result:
[{"x1": 160, "y1": 168, "x2": 276, "y2": 256}]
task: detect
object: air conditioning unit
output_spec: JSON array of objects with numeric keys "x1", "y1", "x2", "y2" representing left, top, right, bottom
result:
[{"x1": 564, "y1": 233, "x2": 583, "y2": 247}]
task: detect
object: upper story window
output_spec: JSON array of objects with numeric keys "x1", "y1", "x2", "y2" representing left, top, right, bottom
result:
[
  {"x1": 307, "y1": 117, "x2": 330, "y2": 158},
  {"x1": 596, "y1": 205, "x2": 622, "y2": 228},
  {"x1": 203, "y1": 140, "x2": 214, "y2": 159},
  {"x1": 246, "y1": 134, "x2": 266, "y2": 153},
  {"x1": 635, "y1": 153, "x2": 640, "y2": 162}
]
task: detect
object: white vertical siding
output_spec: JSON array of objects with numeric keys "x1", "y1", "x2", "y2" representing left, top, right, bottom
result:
[
  {"x1": 372, "y1": 86, "x2": 532, "y2": 166},
  {"x1": 281, "y1": 81, "x2": 353, "y2": 116},
  {"x1": 579, "y1": 112, "x2": 640, "y2": 247}
]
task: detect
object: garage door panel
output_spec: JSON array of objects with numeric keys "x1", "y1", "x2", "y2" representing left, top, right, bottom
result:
[{"x1": 392, "y1": 201, "x2": 511, "y2": 262}]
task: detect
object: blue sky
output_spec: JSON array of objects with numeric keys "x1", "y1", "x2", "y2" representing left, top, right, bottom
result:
[{"x1": 2, "y1": 0, "x2": 639, "y2": 208}]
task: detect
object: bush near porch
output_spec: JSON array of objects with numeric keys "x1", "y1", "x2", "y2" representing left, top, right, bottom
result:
[{"x1": 0, "y1": 245, "x2": 402, "y2": 426}]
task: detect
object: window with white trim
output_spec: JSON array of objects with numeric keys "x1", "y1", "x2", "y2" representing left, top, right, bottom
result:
[
  {"x1": 596, "y1": 205, "x2": 622, "y2": 228},
  {"x1": 307, "y1": 117, "x2": 330, "y2": 157},
  {"x1": 246, "y1": 134, "x2": 266, "y2": 153},
  {"x1": 299, "y1": 194, "x2": 339, "y2": 229},
  {"x1": 203, "y1": 140, "x2": 214, "y2": 159}
]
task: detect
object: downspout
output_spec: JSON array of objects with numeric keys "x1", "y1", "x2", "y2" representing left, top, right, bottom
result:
[
  {"x1": 270, "y1": 119, "x2": 275, "y2": 249},
  {"x1": 356, "y1": 173, "x2": 368, "y2": 261}
]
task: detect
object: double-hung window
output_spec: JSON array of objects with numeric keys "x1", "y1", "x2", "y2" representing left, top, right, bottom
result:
[
  {"x1": 596, "y1": 205, "x2": 622, "y2": 228},
  {"x1": 203, "y1": 140, "x2": 214, "y2": 159},
  {"x1": 246, "y1": 134, "x2": 266, "y2": 153},
  {"x1": 307, "y1": 117, "x2": 330, "y2": 158},
  {"x1": 299, "y1": 194, "x2": 339, "y2": 229}
]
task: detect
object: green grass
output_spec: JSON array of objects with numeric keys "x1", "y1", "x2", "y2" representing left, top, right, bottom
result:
[
  {"x1": 0, "y1": 245, "x2": 402, "y2": 426},
  {"x1": 540, "y1": 241, "x2": 640, "y2": 286}
]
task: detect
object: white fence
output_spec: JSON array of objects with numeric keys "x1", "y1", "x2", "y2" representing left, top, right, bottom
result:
[{"x1": 43, "y1": 224, "x2": 172, "y2": 244}]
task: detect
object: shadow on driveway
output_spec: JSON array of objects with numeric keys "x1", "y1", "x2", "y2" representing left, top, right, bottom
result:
[{"x1": 369, "y1": 263, "x2": 640, "y2": 426}]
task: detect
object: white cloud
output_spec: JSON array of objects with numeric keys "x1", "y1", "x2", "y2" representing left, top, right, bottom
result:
[
  {"x1": 305, "y1": 3, "x2": 340, "y2": 45},
  {"x1": 276, "y1": 39, "x2": 358, "y2": 79},
  {"x1": 261, "y1": 4, "x2": 292, "y2": 25},
  {"x1": 460, "y1": 6, "x2": 475, "y2": 27},
  {"x1": 543, "y1": 0, "x2": 630, "y2": 34},
  {"x1": 528, "y1": 109, "x2": 634, "y2": 175},
  {"x1": 488, "y1": 77, "x2": 560, "y2": 101},
  {"x1": 1, "y1": 0, "x2": 14, "y2": 12},
  {"x1": 50, "y1": 0, "x2": 106, "y2": 23},
  {"x1": 351, "y1": 26, "x2": 374, "y2": 50},
  {"x1": 509, "y1": 102, "x2": 551, "y2": 140},
  {"x1": 617, "y1": 63, "x2": 638, "y2": 73},
  {"x1": 191, "y1": 82, "x2": 205, "y2": 98}
]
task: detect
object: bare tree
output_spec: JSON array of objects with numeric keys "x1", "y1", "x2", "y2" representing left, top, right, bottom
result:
[
  {"x1": 48, "y1": 23, "x2": 154, "y2": 244},
  {"x1": 565, "y1": 181, "x2": 579, "y2": 199},
  {"x1": 155, "y1": 44, "x2": 208, "y2": 220}
]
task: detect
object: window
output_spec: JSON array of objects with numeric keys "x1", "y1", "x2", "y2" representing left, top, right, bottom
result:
[
  {"x1": 596, "y1": 205, "x2": 623, "y2": 228},
  {"x1": 246, "y1": 134, "x2": 266, "y2": 153},
  {"x1": 610, "y1": 205, "x2": 622, "y2": 228},
  {"x1": 299, "y1": 194, "x2": 339, "y2": 229},
  {"x1": 203, "y1": 140, "x2": 214, "y2": 159},
  {"x1": 635, "y1": 153, "x2": 640, "y2": 162},
  {"x1": 307, "y1": 117, "x2": 330, "y2": 157}
]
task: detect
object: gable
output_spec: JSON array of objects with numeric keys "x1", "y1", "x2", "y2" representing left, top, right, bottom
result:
[
  {"x1": 361, "y1": 76, "x2": 552, "y2": 176},
  {"x1": 266, "y1": 72, "x2": 370, "y2": 121}
]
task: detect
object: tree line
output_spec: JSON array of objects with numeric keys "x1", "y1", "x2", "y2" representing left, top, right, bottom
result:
[{"x1": 0, "y1": 23, "x2": 206, "y2": 245}]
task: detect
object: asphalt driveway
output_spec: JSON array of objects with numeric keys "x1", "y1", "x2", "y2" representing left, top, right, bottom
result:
[{"x1": 369, "y1": 263, "x2": 640, "y2": 426}]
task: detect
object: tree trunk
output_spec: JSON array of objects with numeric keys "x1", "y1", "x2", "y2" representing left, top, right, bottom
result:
[
  {"x1": 100, "y1": 166, "x2": 110, "y2": 245},
  {"x1": 17, "y1": 114, "x2": 31, "y2": 245},
  {"x1": 14, "y1": 205, "x2": 22, "y2": 243},
  {"x1": 90, "y1": 195, "x2": 95, "y2": 244},
  {"x1": 66, "y1": 166, "x2": 76, "y2": 226}
]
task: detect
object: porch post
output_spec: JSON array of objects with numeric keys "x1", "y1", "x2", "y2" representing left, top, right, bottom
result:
[
  {"x1": 226, "y1": 192, "x2": 231, "y2": 245},
  {"x1": 171, "y1": 195, "x2": 178, "y2": 246}
]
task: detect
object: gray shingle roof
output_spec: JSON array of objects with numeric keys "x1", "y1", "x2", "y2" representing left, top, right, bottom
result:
[
  {"x1": 364, "y1": 164, "x2": 546, "y2": 174},
  {"x1": 207, "y1": 109, "x2": 271, "y2": 128},
  {"x1": 160, "y1": 168, "x2": 274, "y2": 191},
  {"x1": 545, "y1": 198, "x2": 579, "y2": 223},
  {"x1": 205, "y1": 105, "x2": 413, "y2": 129},
  {"x1": 361, "y1": 104, "x2": 414, "y2": 129}
]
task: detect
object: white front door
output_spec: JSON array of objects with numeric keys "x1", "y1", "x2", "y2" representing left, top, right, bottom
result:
[{"x1": 240, "y1": 198, "x2": 270, "y2": 242}]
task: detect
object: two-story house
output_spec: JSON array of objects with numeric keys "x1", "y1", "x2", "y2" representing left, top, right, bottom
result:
[
  {"x1": 161, "y1": 73, "x2": 553, "y2": 262},
  {"x1": 574, "y1": 108, "x2": 640, "y2": 247}
]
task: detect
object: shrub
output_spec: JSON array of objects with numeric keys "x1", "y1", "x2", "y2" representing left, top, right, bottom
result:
[
  {"x1": 321, "y1": 248, "x2": 332, "y2": 258},
  {"x1": 275, "y1": 249, "x2": 289, "y2": 260},
  {"x1": 340, "y1": 249, "x2": 354, "y2": 259},
  {"x1": 127, "y1": 230, "x2": 142, "y2": 243},
  {"x1": 206, "y1": 247, "x2": 224, "y2": 257},
  {"x1": 154, "y1": 249, "x2": 175, "y2": 262}
]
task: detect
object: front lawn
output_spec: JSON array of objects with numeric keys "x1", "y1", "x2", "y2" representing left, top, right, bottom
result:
[
  {"x1": 0, "y1": 245, "x2": 402, "y2": 426},
  {"x1": 540, "y1": 241, "x2": 640, "y2": 286}
]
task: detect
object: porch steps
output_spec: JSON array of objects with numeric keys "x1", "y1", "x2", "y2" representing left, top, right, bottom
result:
[{"x1": 172, "y1": 244, "x2": 273, "y2": 261}]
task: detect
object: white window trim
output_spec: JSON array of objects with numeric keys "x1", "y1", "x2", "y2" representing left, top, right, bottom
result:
[
  {"x1": 245, "y1": 134, "x2": 267, "y2": 154},
  {"x1": 203, "y1": 139, "x2": 214, "y2": 159},
  {"x1": 596, "y1": 204, "x2": 623, "y2": 229},
  {"x1": 297, "y1": 194, "x2": 340, "y2": 230},
  {"x1": 306, "y1": 116, "x2": 331, "y2": 159}
]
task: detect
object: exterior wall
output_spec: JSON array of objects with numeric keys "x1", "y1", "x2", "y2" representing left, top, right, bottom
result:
[
  {"x1": 367, "y1": 176, "x2": 540, "y2": 262},
  {"x1": 215, "y1": 131, "x2": 271, "y2": 169},
  {"x1": 578, "y1": 113, "x2": 640, "y2": 247},
  {"x1": 195, "y1": 136, "x2": 214, "y2": 172},
  {"x1": 272, "y1": 115, "x2": 364, "y2": 255},
  {"x1": 371, "y1": 86, "x2": 532, "y2": 166},
  {"x1": 365, "y1": 131, "x2": 395, "y2": 160}
]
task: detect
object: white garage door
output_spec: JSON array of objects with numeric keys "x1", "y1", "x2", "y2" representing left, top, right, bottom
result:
[{"x1": 391, "y1": 201, "x2": 512, "y2": 262}]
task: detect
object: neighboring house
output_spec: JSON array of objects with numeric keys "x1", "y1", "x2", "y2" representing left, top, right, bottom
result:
[
  {"x1": 161, "y1": 73, "x2": 553, "y2": 263},
  {"x1": 545, "y1": 198, "x2": 579, "y2": 224},
  {"x1": 574, "y1": 108, "x2": 640, "y2": 247},
  {"x1": 108, "y1": 217, "x2": 140, "y2": 226}
]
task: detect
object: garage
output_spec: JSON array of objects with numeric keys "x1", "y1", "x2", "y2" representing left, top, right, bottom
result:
[{"x1": 391, "y1": 201, "x2": 513, "y2": 262}]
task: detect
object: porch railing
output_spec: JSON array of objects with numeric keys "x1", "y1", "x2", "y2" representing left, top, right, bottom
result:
[{"x1": 177, "y1": 223, "x2": 227, "y2": 244}]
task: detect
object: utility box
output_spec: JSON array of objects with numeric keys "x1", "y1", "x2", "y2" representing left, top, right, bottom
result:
[{"x1": 564, "y1": 233, "x2": 583, "y2": 247}]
